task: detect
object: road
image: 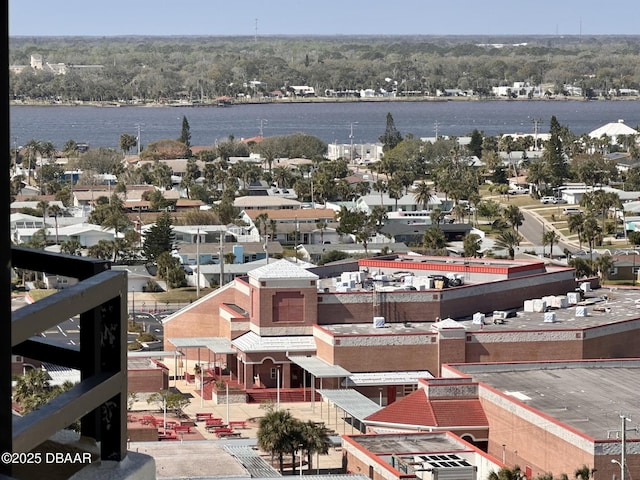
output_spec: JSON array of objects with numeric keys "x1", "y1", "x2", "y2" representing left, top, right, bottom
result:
[
  {"x1": 520, "y1": 209, "x2": 577, "y2": 254},
  {"x1": 12, "y1": 294, "x2": 175, "y2": 349}
]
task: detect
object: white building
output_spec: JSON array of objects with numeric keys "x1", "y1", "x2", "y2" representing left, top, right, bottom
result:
[{"x1": 327, "y1": 142, "x2": 384, "y2": 162}]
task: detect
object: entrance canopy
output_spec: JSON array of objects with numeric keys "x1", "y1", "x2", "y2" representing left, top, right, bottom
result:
[
  {"x1": 288, "y1": 355, "x2": 351, "y2": 378},
  {"x1": 318, "y1": 389, "x2": 382, "y2": 423},
  {"x1": 168, "y1": 337, "x2": 235, "y2": 354}
]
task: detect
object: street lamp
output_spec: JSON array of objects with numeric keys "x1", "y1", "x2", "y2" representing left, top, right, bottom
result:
[
  {"x1": 349, "y1": 122, "x2": 358, "y2": 165},
  {"x1": 611, "y1": 459, "x2": 629, "y2": 480},
  {"x1": 298, "y1": 444, "x2": 304, "y2": 478}
]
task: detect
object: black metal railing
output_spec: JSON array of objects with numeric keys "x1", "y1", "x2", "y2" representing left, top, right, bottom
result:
[{"x1": 6, "y1": 247, "x2": 127, "y2": 476}]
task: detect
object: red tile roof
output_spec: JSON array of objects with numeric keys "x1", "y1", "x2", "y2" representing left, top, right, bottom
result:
[{"x1": 365, "y1": 389, "x2": 487, "y2": 428}]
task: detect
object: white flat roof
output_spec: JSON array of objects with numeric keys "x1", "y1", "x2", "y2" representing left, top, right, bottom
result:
[
  {"x1": 167, "y1": 337, "x2": 235, "y2": 354},
  {"x1": 232, "y1": 331, "x2": 316, "y2": 353},
  {"x1": 288, "y1": 355, "x2": 351, "y2": 378},
  {"x1": 343, "y1": 370, "x2": 434, "y2": 387},
  {"x1": 318, "y1": 389, "x2": 382, "y2": 422}
]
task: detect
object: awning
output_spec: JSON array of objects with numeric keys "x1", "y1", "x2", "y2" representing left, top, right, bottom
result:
[
  {"x1": 288, "y1": 355, "x2": 351, "y2": 378},
  {"x1": 317, "y1": 389, "x2": 382, "y2": 423},
  {"x1": 168, "y1": 337, "x2": 235, "y2": 354},
  {"x1": 343, "y1": 370, "x2": 433, "y2": 387}
]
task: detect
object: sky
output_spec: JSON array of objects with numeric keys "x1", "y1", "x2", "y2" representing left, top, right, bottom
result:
[{"x1": 9, "y1": 0, "x2": 640, "y2": 37}]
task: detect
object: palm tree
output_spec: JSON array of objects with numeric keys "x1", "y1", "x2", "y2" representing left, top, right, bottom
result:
[
  {"x1": 567, "y1": 213, "x2": 586, "y2": 250},
  {"x1": 37, "y1": 200, "x2": 50, "y2": 244},
  {"x1": 574, "y1": 464, "x2": 595, "y2": 480},
  {"x1": 299, "y1": 420, "x2": 331, "y2": 472},
  {"x1": 503, "y1": 204, "x2": 524, "y2": 232},
  {"x1": 373, "y1": 179, "x2": 387, "y2": 207},
  {"x1": 60, "y1": 239, "x2": 83, "y2": 256},
  {"x1": 48, "y1": 204, "x2": 62, "y2": 245},
  {"x1": 463, "y1": 233, "x2": 482, "y2": 258},
  {"x1": 254, "y1": 213, "x2": 269, "y2": 241},
  {"x1": 593, "y1": 254, "x2": 615, "y2": 283},
  {"x1": 24, "y1": 139, "x2": 42, "y2": 186},
  {"x1": 257, "y1": 407, "x2": 296, "y2": 473},
  {"x1": 423, "y1": 227, "x2": 447, "y2": 251},
  {"x1": 493, "y1": 229, "x2": 523, "y2": 260},
  {"x1": 13, "y1": 368, "x2": 52, "y2": 414},
  {"x1": 316, "y1": 219, "x2": 327, "y2": 244},
  {"x1": 542, "y1": 229, "x2": 560, "y2": 258},
  {"x1": 413, "y1": 182, "x2": 432, "y2": 210},
  {"x1": 582, "y1": 215, "x2": 602, "y2": 263},
  {"x1": 487, "y1": 466, "x2": 523, "y2": 480}
]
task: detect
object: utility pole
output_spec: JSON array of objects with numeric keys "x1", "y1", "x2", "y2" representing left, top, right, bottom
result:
[
  {"x1": 195, "y1": 228, "x2": 200, "y2": 298},
  {"x1": 219, "y1": 234, "x2": 225, "y2": 287},
  {"x1": 621, "y1": 413, "x2": 630, "y2": 480},
  {"x1": 349, "y1": 122, "x2": 357, "y2": 164},
  {"x1": 258, "y1": 118, "x2": 267, "y2": 137},
  {"x1": 136, "y1": 124, "x2": 141, "y2": 156},
  {"x1": 531, "y1": 118, "x2": 543, "y2": 150}
]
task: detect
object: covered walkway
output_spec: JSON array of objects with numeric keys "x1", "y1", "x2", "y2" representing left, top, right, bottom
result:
[
  {"x1": 317, "y1": 389, "x2": 382, "y2": 434},
  {"x1": 288, "y1": 355, "x2": 351, "y2": 408}
]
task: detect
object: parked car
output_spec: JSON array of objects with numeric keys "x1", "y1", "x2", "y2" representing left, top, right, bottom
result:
[
  {"x1": 540, "y1": 196, "x2": 567, "y2": 204},
  {"x1": 508, "y1": 186, "x2": 528, "y2": 195},
  {"x1": 563, "y1": 207, "x2": 583, "y2": 215}
]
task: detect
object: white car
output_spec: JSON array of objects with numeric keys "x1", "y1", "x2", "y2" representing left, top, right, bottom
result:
[
  {"x1": 508, "y1": 186, "x2": 528, "y2": 195},
  {"x1": 540, "y1": 196, "x2": 567, "y2": 204}
]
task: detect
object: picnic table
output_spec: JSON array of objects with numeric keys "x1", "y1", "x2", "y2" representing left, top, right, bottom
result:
[
  {"x1": 174, "y1": 425, "x2": 193, "y2": 434},
  {"x1": 196, "y1": 412, "x2": 213, "y2": 421},
  {"x1": 158, "y1": 430, "x2": 178, "y2": 441},
  {"x1": 205, "y1": 418, "x2": 224, "y2": 426},
  {"x1": 217, "y1": 432, "x2": 242, "y2": 438},
  {"x1": 205, "y1": 423, "x2": 228, "y2": 432},
  {"x1": 228, "y1": 420, "x2": 247, "y2": 429}
]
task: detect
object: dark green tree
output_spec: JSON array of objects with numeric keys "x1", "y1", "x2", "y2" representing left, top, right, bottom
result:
[
  {"x1": 468, "y1": 129, "x2": 484, "y2": 158},
  {"x1": 119, "y1": 133, "x2": 138, "y2": 155},
  {"x1": 336, "y1": 207, "x2": 383, "y2": 255},
  {"x1": 379, "y1": 112, "x2": 403, "y2": 152},
  {"x1": 463, "y1": 233, "x2": 482, "y2": 257},
  {"x1": 143, "y1": 212, "x2": 175, "y2": 263},
  {"x1": 493, "y1": 229, "x2": 523, "y2": 260},
  {"x1": 178, "y1": 115, "x2": 191, "y2": 148}
]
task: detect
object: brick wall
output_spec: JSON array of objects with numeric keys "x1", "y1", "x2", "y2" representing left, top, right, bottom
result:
[
  {"x1": 480, "y1": 389, "x2": 594, "y2": 478},
  {"x1": 128, "y1": 368, "x2": 168, "y2": 393},
  {"x1": 332, "y1": 342, "x2": 440, "y2": 373}
]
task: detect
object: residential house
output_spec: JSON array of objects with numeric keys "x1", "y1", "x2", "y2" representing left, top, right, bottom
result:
[
  {"x1": 239, "y1": 208, "x2": 338, "y2": 245},
  {"x1": 233, "y1": 196, "x2": 301, "y2": 210},
  {"x1": 589, "y1": 119, "x2": 639, "y2": 146},
  {"x1": 327, "y1": 142, "x2": 384, "y2": 162},
  {"x1": 356, "y1": 192, "x2": 449, "y2": 214}
]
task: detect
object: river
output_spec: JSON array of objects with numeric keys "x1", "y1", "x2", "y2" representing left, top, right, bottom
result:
[{"x1": 9, "y1": 99, "x2": 640, "y2": 150}]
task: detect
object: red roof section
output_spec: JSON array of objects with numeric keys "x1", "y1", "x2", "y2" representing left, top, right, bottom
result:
[{"x1": 365, "y1": 389, "x2": 488, "y2": 428}]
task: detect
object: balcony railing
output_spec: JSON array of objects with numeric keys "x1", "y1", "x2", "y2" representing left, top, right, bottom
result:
[{"x1": 6, "y1": 247, "x2": 127, "y2": 476}]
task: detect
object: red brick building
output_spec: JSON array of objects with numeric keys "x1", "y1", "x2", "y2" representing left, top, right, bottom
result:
[{"x1": 161, "y1": 256, "x2": 640, "y2": 398}]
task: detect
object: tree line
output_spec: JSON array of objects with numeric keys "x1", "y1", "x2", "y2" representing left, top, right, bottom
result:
[{"x1": 9, "y1": 35, "x2": 640, "y2": 103}]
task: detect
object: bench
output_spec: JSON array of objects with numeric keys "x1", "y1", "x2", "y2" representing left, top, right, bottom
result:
[
  {"x1": 218, "y1": 432, "x2": 242, "y2": 438},
  {"x1": 205, "y1": 418, "x2": 224, "y2": 426},
  {"x1": 213, "y1": 427, "x2": 233, "y2": 435},
  {"x1": 206, "y1": 424, "x2": 228, "y2": 432},
  {"x1": 196, "y1": 413, "x2": 213, "y2": 421},
  {"x1": 159, "y1": 431, "x2": 178, "y2": 441},
  {"x1": 174, "y1": 425, "x2": 193, "y2": 434},
  {"x1": 141, "y1": 415, "x2": 158, "y2": 426},
  {"x1": 228, "y1": 421, "x2": 247, "y2": 429}
]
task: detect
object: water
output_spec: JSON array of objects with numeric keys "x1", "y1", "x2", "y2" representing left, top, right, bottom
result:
[{"x1": 9, "y1": 100, "x2": 640, "y2": 150}]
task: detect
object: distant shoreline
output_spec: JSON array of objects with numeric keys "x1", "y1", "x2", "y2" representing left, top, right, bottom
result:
[{"x1": 10, "y1": 95, "x2": 640, "y2": 108}]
